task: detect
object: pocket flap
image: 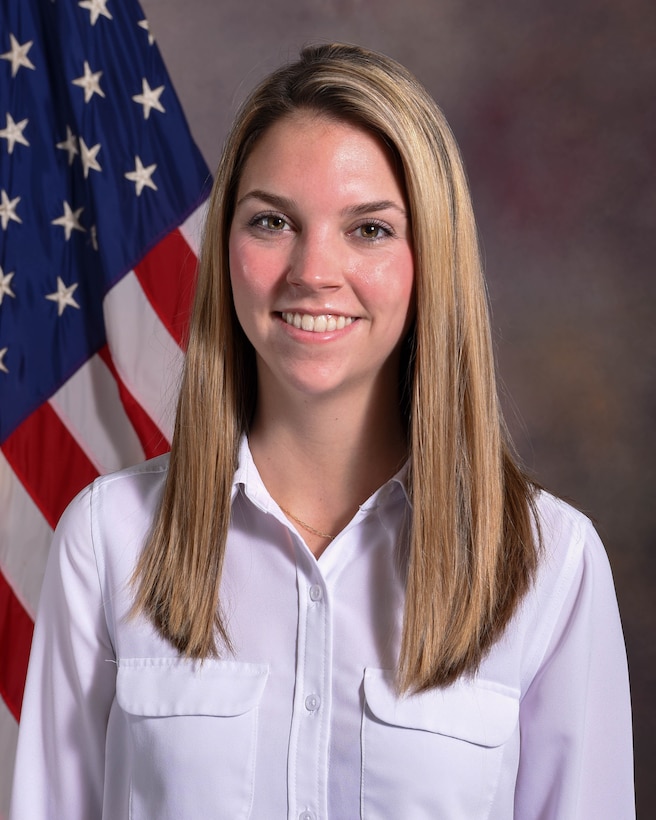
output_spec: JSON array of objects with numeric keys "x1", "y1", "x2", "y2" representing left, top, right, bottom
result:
[
  {"x1": 364, "y1": 668, "x2": 518, "y2": 747},
  {"x1": 116, "y1": 658, "x2": 269, "y2": 717}
]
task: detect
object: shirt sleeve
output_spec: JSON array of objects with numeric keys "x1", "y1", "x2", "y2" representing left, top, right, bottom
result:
[
  {"x1": 513, "y1": 516, "x2": 635, "y2": 819},
  {"x1": 9, "y1": 483, "x2": 116, "y2": 820}
]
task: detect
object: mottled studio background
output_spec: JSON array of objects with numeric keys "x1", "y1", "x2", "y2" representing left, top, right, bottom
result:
[{"x1": 141, "y1": 0, "x2": 655, "y2": 813}]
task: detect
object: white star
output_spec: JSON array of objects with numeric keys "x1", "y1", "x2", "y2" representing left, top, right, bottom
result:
[
  {"x1": 124, "y1": 156, "x2": 158, "y2": 196},
  {"x1": 0, "y1": 112, "x2": 29, "y2": 154},
  {"x1": 78, "y1": 0, "x2": 113, "y2": 25},
  {"x1": 0, "y1": 34, "x2": 36, "y2": 77},
  {"x1": 0, "y1": 266, "x2": 16, "y2": 305},
  {"x1": 72, "y1": 61, "x2": 105, "y2": 103},
  {"x1": 138, "y1": 19, "x2": 155, "y2": 46},
  {"x1": 45, "y1": 277, "x2": 81, "y2": 317},
  {"x1": 79, "y1": 137, "x2": 102, "y2": 178},
  {"x1": 90, "y1": 224, "x2": 99, "y2": 251},
  {"x1": 132, "y1": 78, "x2": 165, "y2": 120},
  {"x1": 0, "y1": 347, "x2": 8, "y2": 374},
  {"x1": 0, "y1": 190, "x2": 21, "y2": 230},
  {"x1": 51, "y1": 201, "x2": 86, "y2": 241},
  {"x1": 56, "y1": 126, "x2": 78, "y2": 165}
]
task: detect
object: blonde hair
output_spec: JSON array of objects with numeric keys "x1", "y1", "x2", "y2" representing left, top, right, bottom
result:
[{"x1": 132, "y1": 43, "x2": 539, "y2": 691}]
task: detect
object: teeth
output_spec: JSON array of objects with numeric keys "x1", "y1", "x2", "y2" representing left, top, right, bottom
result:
[{"x1": 282, "y1": 312, "x2": 354, "y2": 332}]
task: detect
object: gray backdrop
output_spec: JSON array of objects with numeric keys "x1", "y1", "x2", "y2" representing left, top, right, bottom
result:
[{"x1": 141, "y1": 0, "x2": 655, "y2": 813}]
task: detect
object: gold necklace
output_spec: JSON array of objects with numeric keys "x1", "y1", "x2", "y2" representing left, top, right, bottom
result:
[{"x1": 279, "y1": 505, "x2": 336, "y2": 540}]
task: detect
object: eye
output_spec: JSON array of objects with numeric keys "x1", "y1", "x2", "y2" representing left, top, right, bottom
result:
[
  {"x1": 250, "y1": 213, "x2": 290, "y2": 231},
  {"x1": 355, "y1": 221, "x2": 393, "y2": 240}
]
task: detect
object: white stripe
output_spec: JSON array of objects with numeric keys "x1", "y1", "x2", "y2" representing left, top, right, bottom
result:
[
  {"x1": 103, "y1": 272, "x2": 184, "y2": 443},
  {"x1": 0, "y1": 452, "x2": 52, "y2": 619},
  {"x1": 178, "y1": 199, "x2": 208, "y2": 257},
  {"x1": 0, "y1": 695, "x2": 18, "y2": 820},
  {"x1": 49, "y1": 354, "x2": 146, "y2": 475}
]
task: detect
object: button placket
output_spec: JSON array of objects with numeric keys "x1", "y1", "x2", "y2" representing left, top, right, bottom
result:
[{"x1": 288, "y1": 568, "x2": 331, "y2": 820}]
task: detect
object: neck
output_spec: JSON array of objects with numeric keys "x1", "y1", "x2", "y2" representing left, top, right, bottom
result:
[
  {"x1": 248, "y1": 380, "x2": 407, "y2": 556},
  {"x1": 251, "y1": 375, "x2": 407, "y2": 478}
]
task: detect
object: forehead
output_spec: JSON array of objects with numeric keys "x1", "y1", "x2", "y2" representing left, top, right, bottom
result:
[{"x1": 236, "y1": 111, "x2": 406, "y2": 199}]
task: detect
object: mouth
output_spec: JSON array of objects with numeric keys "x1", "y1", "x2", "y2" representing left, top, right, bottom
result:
[{"x1": 280, "y1": 312, "x2": 355, "y2": 333}]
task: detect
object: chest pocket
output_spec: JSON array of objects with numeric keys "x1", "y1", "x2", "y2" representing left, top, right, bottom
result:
[
  {"x1": 361, "y1": 668, "x2": 519, "y2": 820},
  {"x1": 116, "y1": 658, "x2": 268, "y2": 820}
]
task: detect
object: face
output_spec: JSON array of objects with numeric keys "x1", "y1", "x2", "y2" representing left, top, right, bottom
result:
[{"x1": 228, "y1": 112, "x2": 415, "y2": 408}]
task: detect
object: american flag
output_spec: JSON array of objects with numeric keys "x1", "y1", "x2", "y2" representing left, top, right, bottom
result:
[{"x1": 0, "y1": 0, "x2": 210, "y2": 811}]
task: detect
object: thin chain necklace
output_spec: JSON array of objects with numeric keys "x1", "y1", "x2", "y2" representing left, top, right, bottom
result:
[{"x1": 279, "y1": 505, "x2": 336, "y2": 540}]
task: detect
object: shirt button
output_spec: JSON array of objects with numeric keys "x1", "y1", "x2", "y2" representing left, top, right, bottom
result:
[
  {"x1": 299, "y1": 812, "x2": 315, "y2": 820},
  {"x1": 309, "y1": 584, "x2": 322, "y2": 602},
  {"x1": 304, "y1": 694, "x2": 321, "y2": 712}
]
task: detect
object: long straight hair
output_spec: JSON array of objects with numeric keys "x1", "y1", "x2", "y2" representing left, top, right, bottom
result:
[{"x1": 132, "y1": 43, "x2": 539, "y2": 692}]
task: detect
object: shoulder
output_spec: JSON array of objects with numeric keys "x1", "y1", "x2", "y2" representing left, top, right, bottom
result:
[
  {"x1": 63, "y1": 453, "x2": 170, "y2": 526},
  {"x1": 58, "y1": 453, "x2": 170, "y2": 522},
  {"x1": 53, "y1": 454, "x2": 170, "y2": 575},
  {"x1": 531, "y1": 490, "x2": 611, "y2": 586},
  {"x1": 533, "y1": 490, "x2": 595, "y2": 544},
  {"x1": 512, "y1": 490, "x2": 621, "y2": 687},
  {"x1": 90, "y1": 452, "x2": 170, "y2": 499}
]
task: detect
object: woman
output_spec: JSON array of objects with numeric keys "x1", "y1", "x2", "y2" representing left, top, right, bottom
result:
[{"x1": 11, "y1": 43, "x2": 633, "y2": 819}]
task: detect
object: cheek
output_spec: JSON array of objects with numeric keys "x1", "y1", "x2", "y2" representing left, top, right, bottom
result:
[
  {"x1": 228, "y1": 234, "x2": 249, "y2": 289},
  {"x1": 401, "y1": 253, "x2": 417, "y2": 325},
  {"x1": 381, "y1": 250, "x2": 415, "y2": 341},
  {"x1": 395, "y1": 245, "x2": 415, "y2": 305},
  {"x1": 228, "y1": 239, "x2": 267, "y2": 309},
  {"x1": 228, "y1": 241, "x2": 261, "y2": 338},
  {"x1": 229, "y1": 235, "x2": 287, "y2": 305},
  {"x1": 371, "y1": 249, "x2": 415, "y2": 321}
]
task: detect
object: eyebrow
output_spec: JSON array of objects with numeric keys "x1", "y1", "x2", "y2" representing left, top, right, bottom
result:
[
  {"x1": 344, "y1": 200, "x2": 407, "y2": 218},
  {"x1": 236, "y1": 190, "x2": 296, "y2": 211},
  {"x1": 236, "y1": 189, "x2": 407, "y2": 218}
]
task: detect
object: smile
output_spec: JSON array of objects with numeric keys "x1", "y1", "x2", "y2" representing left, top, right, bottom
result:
[{"x1": 281, "y1": 312, "x2": 355, "y2": 332}]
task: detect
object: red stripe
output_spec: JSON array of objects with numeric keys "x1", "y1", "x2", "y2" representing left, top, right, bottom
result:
[
  {"x1": 97, "y1": 345, "x2": 170, "y2": 459},
  {"x1": 0, "y1": 404, "x2": 98, "y2": 529},
  {"x1": 134, "y1": 229, "x2": 198, "y2": 348},
  {"x1": 0, "y1": 571, "x2": 34, "y2": 721}
]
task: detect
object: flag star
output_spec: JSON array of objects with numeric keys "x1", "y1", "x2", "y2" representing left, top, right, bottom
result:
[
  {"x1": 79, "y1": 0, "x2": 113, "y2": 25},
  {"x1": 0, "y1": 347, "x2": 8, "y2": 374},
  {"x1": 72, "y1": 61, "x2": 105, "y2": 103},
  {"x1": 0, "y1": 267, "x2": 16, "y2": 305},
  {"x1": 0, "y1": 190, "x2": 21, "y2": 229},
  {"x1": 79, "y1": 137, "x2": 102, "y2": 177},
  {"x1": 0, "y1": 112, "x2": 29, "y2": 154},
  {"x1": 45, "y1": 277, "x2": 81, "y2": 317},
  {"x1": 51, "y1": 201, "x2": 86, "y2": 240},
  {"x1": 132, "y1": 78, "x2": 165, "y2": 120},
  {"x1": 0, "y1": 34, "x2": 36, "y2": 77},
  {"x1": 90, "y1": 224, "x2": 99, "y2": 251},
  {"x1": 138, "y1": 19, "x2": 155, "y2": 46},
  {"x1": 56, "y1": 126, "x2": 79, "y2": 165},
  {"x1": 125, "y1": 156, "x2": 158, "y2": 196}
]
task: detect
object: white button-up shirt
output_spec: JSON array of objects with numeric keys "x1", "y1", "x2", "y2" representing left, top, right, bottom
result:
[{"x1": 10, "y1": 439, "x2": 634, "y2": 819}]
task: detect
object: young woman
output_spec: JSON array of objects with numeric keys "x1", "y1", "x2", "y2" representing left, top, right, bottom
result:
[{"x1": 11, "y1": 43, "x2": 634, "y2": 819}]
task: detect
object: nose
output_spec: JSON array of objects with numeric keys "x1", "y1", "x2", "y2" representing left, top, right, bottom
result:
[{"x1": 286, "y1": 229, "x2": 344, "y2": 290}]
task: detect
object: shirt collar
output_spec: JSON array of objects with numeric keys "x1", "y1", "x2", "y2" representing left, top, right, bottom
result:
[
  {"x1": 232, "y1": 435, "x2": 411, "y2": 512},
  {"x1": 232, "y1": 435, "x2": 273, "y2": 510}
]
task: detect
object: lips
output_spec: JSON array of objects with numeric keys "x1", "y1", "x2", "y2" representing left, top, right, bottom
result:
[{"x1": 280, "y1": 312, "x2": 355, "y2": 332}]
